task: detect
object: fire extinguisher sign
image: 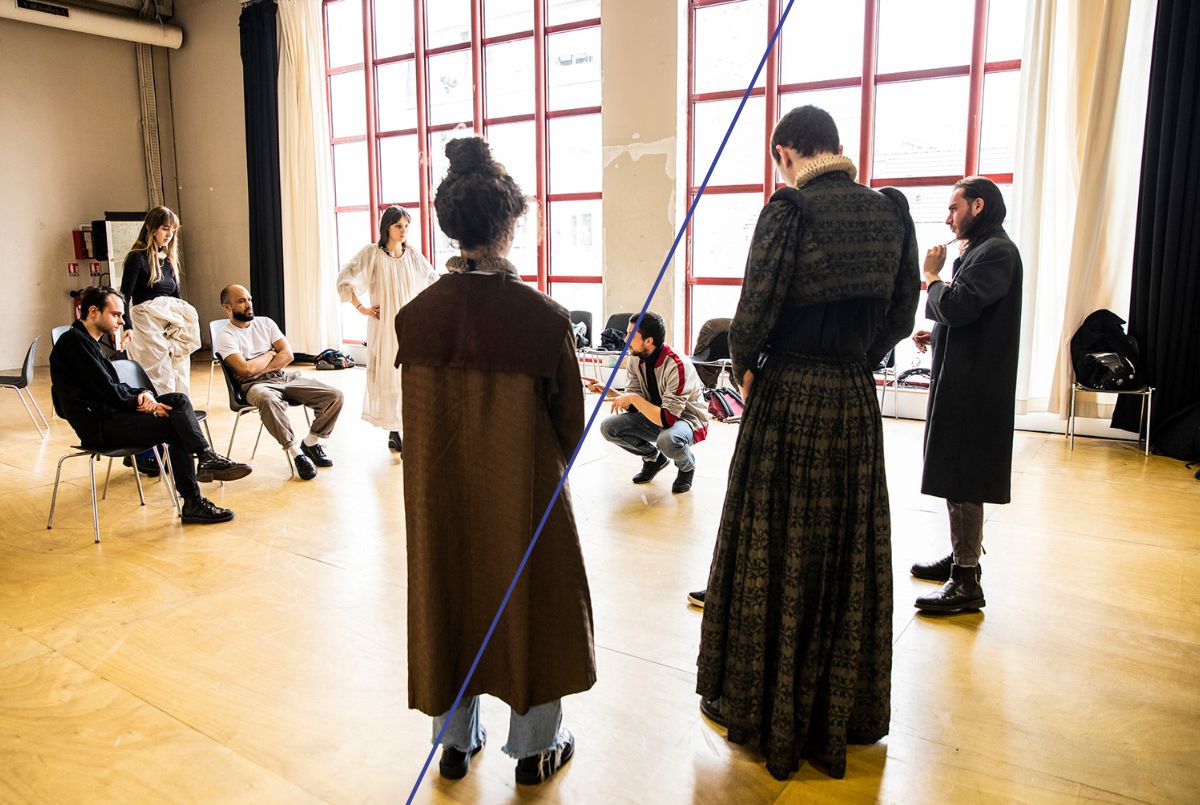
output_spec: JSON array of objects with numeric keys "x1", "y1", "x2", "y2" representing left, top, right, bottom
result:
[
  {"x1": 67, "y1": 262, "x2": 79, "y2": 277},
  {"x1": 88, "y1": 261, "x2": 101, "y2": 276}
]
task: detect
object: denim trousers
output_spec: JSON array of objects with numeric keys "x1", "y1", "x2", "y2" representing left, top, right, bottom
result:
[
  {"x1": 599, "y1": 409, "x2": 696, "y2": 471},
  {"x1": 432, "y1": 696, "x2": 568, "y2": 759}
]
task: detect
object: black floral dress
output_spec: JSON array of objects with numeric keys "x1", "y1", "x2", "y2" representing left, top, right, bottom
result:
[{"x1": 696, "y1": 168, "x2": 919, "y2": 780}]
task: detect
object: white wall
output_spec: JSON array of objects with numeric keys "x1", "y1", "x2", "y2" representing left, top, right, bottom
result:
[{"x1": 0, "y1": 17, "x2": 146, "y2": 368}]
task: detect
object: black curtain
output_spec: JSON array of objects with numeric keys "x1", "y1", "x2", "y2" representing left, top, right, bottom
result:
[
  {"x1": 1114, "y1": 0, "x2": 1200, "y2": 435},
  {"x1": 238, "y1": 0, "x2": 286, "y2": 332}
]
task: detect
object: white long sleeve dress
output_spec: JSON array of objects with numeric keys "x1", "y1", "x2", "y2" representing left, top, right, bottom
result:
[{"x1": 336, "y1": 244, "x2": 438, "y2": 430}]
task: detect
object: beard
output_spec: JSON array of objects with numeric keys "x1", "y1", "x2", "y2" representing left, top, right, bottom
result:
[{"x1": 232, "y1": 309, "x2": 254, "y2": 322}]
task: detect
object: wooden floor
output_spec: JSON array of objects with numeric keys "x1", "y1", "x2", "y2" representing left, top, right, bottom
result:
[{"x1": 0, "y1": 362, "x2": 1196, "y2": 804}]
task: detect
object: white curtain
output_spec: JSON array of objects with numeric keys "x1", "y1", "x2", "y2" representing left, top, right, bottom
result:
[
  {"x1": 277, "y1": 0, "x2": 341, "y2": 354},
  {"x1": 1010, "y1": 0, "x2": 1155, "y2": 418}
]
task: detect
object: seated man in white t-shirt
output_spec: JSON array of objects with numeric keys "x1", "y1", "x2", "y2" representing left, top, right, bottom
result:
[{"x1": 215, "y1": 284, "x2": 343, "y2": 480}]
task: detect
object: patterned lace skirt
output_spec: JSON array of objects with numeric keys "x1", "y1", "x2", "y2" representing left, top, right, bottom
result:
[{"x1": 696, "y1": 353, "x2": 893, "y2": 780}]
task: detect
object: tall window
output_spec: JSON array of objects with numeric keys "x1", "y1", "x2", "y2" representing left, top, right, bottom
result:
[
  {"x1": 686, "y1": 0, "x2": 1025, "y2": 352},
  {"x1": 323, "y1": 0, "x2": 602, "y2": 344}
]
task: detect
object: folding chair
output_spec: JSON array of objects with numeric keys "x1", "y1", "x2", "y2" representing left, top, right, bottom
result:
[{"x1": 216, "y1": 356, "x2": 309, "y2": 478}]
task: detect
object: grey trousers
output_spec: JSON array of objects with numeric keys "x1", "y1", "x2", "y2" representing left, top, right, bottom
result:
[
  {"x1": 947, "y1": 500, "x2": 985, "y2": 567},
  {"x1": 244, "y1": 371, "x2": 343, "y2": 449}
]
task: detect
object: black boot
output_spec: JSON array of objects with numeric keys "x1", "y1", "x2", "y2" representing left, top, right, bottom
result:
[
  {"x1": 915, "y1": 563, "x2": 985, "y2": 612},
  {"x1": 911, "y1": 553, "x2": 982, "y2": 582},
  {"x1": 632, "y1": 453, "x2": 669, "y2": 484}
]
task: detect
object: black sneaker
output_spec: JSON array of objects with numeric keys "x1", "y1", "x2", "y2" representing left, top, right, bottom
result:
[
  {"x1": 181, "y1": 496, "x2": 234, "y2": 524},
  {"x1": 123, "y1": 454, "x2": 161, "y2": 477},
  {"x1": 387, "y1": 432, "x2": 403, "y2": 453},
  {"x1": 672, "y1": 468, "x2": 695, "y2": 494},
  {"x1": 515, "y1": 730, "x2": 575, "y2": 785},
  {"x1": 196, "y1": 453, "x2": 253, "y2": 483},
  {"x1": 439, "y1": 735, "x2": 485, "y2": 780},
  {"x1": 299, "y1": 442, "x2": 333, "y2": 467},
  {"x1": 686, "y1": 589, "x2": 705, "y2": 608},
  {"x1": 632, "y1": 453, "x2": 669, "y2": 484},
  {"x1": 294, "y1": 454, "x2": 317, "y2": 481}
]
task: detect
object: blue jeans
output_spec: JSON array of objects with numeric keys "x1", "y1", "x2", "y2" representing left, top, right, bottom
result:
[
  {"x1": 432, "y1": 696, "x2": 568, "y2": 759},
  {"x1": 599, "y1": 409, "x2": 696, "y2": 472}
]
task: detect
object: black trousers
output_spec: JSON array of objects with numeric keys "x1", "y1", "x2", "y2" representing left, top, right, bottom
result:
[{"x1": 89, "y1": 393, "x2": 208, "y2": 499}]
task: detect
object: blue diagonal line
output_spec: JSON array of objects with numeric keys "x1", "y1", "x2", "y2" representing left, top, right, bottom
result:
[{"x1": 406, "y1": 2, "x2": 796, "y2": 800}]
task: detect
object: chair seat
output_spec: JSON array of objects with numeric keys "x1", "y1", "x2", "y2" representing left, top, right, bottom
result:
[
  {"x1": 1073, "y1": 382, "x2": 1151, "y2": 393},
  {"x1": 73, "y1": 444, "x2": 161, "y2": 459},
  {"x1": 0, "y1": 374, "x2": 26, "y2": 386}
]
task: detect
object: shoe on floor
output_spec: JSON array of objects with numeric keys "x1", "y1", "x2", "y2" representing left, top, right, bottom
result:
[
  {"x1": 387, "y1": 432, "x2": 403, "y2": 453},
  {"x1": 196, "y1": 453, "x2": 252, "y2": 483},
  {"x1": 294, "y1": 454, "x2": 317, "y2": 481},
  {"x1": 911, "y1": 553, "x2": 982, "y2": 582},
  {"x1": 515, "y1": 730, "x2": 575, "y2": 785},
  {"x1": 672, "y1": 468, "x2": 695, "y2": 494},
  {"x1": 123, "y1": 454, "x2": 161, "y2": 478},
  {"x1": 915, "y1": 564, "x2": 985, "y2": 613},
  {"x1": 632, "y1": 453, "x2": 668, "y2": 484},
  {"x1": 300, "y1": 442, "x2": 333, "y2": 467},
  {"x1": 686, "y1": 589, "x2": 705, "y2": 608},
  {"x1": 699, "y1": 697, "x2": 727, "y2": 728},
  {"x1": 439, "y1": 737, "x2": 485, "y2": 780},
  {"x1": 181, "y1": 496, "x2": 234, "y2": 524}
]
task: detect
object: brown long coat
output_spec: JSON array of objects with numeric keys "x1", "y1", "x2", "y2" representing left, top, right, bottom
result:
[{"x1": 394, "y1": 264, "x2": 596, "y2": 716}]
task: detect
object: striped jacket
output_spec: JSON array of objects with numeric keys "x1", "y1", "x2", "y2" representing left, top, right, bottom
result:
[{"x1": 625, "y1": 344, "x2": 709, "y2": 442}]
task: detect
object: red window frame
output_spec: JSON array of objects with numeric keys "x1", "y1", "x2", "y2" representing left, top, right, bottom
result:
[
  {"x1": 322, "y1": 0, "x2": 603, "y2": 342},
  {"x1": 685, "y1": 0, "x2": 1020, "y2": 350}
]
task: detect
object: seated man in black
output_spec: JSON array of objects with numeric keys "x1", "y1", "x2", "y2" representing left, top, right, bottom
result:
[{"x1": 50, "y1": 286, "x2": 251, "y2": 524}]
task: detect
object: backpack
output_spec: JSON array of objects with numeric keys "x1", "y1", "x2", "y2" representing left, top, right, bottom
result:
[
  {"x1": 704, "y1": 387, "x2": 745, "y2": 421},
  {"x1": 314, "y1": 348, "x2": 355, "y2": 370},
  {"x1": 1070, "y1": 310, "x2": 1141, "y2": 389},
  {"x1": 1077, "y1": 351, "x2": 1137, "y2": 390},
  {"x1": 1153, "y1": 403, "x2": 1200, "y2": 475}
]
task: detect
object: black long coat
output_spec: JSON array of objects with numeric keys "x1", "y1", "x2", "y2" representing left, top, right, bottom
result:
[{"x1": 921, "y1": 228, "x2": 1023, "y2": 504}]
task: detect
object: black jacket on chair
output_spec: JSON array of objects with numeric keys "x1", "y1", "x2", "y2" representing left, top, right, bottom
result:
[{"x1": 49, "y1": 321, "x2": 148, "y2": 446}]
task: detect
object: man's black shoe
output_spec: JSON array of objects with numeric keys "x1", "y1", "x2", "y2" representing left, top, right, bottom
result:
[
  {"x1": 300, "y1": 442, "x2": 333, "y2": 467},
  {"x1": 672, "y1": 468, "x2": 695, "y2": 494},
  {"x1": 632, "y1": 453, "x2": 669, "y2": 484},
  {"x1": 515, "y1": 730, "x2": 575, "y2": 785},
  {"x1": 387, "y1": 431, "x2": 403, "y2": 453},
  {"x1": 196, "y1": 453, "x2": 253, "y2": 483},
  {"x1": 439, "y1": 738, "x2": 484, "y2": 780},
  {"x1": 911, "y1": 553, "x2": 981, "y2": 582},
  {"x1": 686, "y1": 589, "x2": 705, "y2": 608},
  {"x1": 699, "y1": 697, "x2": 727, "y2": 728},
  {"x1": 181, "y1": 496, "x2": 234, "y2": 524},
  {"x1": 294, "y1": 454, "x2": 317, "y2": 481},
  {"x1": 123, "y1": 454, "x2": 161, "y2": 478},
  {"x1": 915, "y1": 564, "x2": 986, "y2": 613}
]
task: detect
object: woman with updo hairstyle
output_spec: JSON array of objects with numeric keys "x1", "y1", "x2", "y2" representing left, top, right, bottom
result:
[
  {"x1": 394, "y1": 137, "x2": 594, "y2": 786},
  {"x1": 336, "y1": 204, "x2": 437, "y2": 453}
]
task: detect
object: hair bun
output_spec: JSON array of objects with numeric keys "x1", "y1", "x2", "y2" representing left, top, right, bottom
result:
[{"x1": 445, "y1": 137, "x2": 492, "y2": 174}]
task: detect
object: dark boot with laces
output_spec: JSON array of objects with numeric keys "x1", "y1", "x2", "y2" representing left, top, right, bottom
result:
[
  {"x1": 196, "y1": 451, "x2": 252, "y2": 483},
  {"x1": 515, "y1": 729, "x2": 575, "y2": 785},
  {"x1": 181, "y1": 496, "x2": 234, "y2": 524},
  {"x1": 915, "y1": 563, "x2": 985, "y2": 612}
]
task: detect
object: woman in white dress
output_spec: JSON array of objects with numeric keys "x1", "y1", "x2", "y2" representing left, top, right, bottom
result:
[{"x1": 337, "y1": 205, "x2": 437, "y2": 452}]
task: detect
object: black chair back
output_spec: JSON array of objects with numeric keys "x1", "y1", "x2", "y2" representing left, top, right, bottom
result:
[
  {"x1": 111, "y1": 358, "x2": 157, "y2": 396},
  {"x1": 17, "y1": 336, "x2": 39, "y2": 389},
  {"x1": 216, "y1": 356, "x2": 252, "y2": 411},
  {"x1": 604, "y1": 312, "x2": 634, "y2": 333},
  {"x1": 570, "y1": 310, "x2": 593, "y2": 347}
]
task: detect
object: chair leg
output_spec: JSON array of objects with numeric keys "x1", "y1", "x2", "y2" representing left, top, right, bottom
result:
[
  {"x1": 28, "y1": 389, "x2": 49, "y2": 434},
  {"x1": 88, "y1": 455, "x2": 100, "y2": 543},
  {"x1": 1144, "y1": 388, "x2": 1153, "y2": 456},
  {"x1": 202, "y1": 418, "x2": 214, "y2": 450},
  {"x1": 102, "y1": 457, "x2": 114, "y2": 500},
  {"x1": 14, "y1": 387, "x2": 46, "y2": 438},
  {"x1": 47, "y1": 450, "x2": 88, "y2": 529},
  {"x1": 251, "y1": 420, "x2": 264, "y2": 460},
  {"x1": 207, "y1": 361, "x2": 216, "y2": 407},
  {"x1": 153, "y1": 447, "x2": 182, "y2": 517},
  {"x1": 227, "y1": 414, "x2": 242, "y2": 458},
  {"x1": 1068, "y1": 385, "x2": 1078, "y2": 450},
  {"x1": 284, "y1": 446, "x2": 295, "y2": 479},
  {"x1": 130, "y1": 456, "x2": 147, "y2": 506}
]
